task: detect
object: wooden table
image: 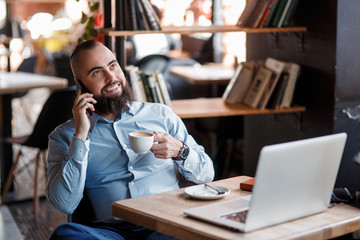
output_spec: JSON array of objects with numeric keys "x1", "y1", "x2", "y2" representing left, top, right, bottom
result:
[
  {"x1": 169, "y1": 64, "x2": 234, "y2": 85},
  {"x1": 171, "y1": 97, "x2": 306, "y2": 119},
  {"x1": 112, "y1": 176, "x2": 360, "y2": 240},
  {"x1": 0, "y1": 72, "x2": 68, "y2": 195}
]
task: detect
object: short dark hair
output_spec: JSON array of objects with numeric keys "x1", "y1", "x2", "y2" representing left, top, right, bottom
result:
[
  {"x1": 70, "y1": 40, "x2": 102, "y2": 78},
  {"x1": 70, "y1": 40, "x2": 101, "y2": 61}
]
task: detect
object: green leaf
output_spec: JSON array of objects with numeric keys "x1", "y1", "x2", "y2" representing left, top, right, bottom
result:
[
  {"x1": 88, "y1": 16, "x2": 94, "y2": 25},
  {"x1": 81, "y1": 12, "x2": 88, "y2": 24},
  {"x1": 90, "y1": 2, "x2": 100, "y2": 12},
  {"x1": 83, "y1": 33, "x2": 89, "y2": 40},
  {"x1": 90, "y1": 29, "x2": 98, "y2": 37}
]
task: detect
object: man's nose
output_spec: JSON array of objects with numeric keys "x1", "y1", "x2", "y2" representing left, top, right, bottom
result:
[{"x1": 104, "y1": 69, "x2": 116, "y2": 82}]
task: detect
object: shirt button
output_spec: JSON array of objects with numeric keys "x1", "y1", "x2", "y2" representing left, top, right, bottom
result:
[
  {"x1": 131, "y1": 182, "x2": 134, "y2": 186},
  {"x1": 129, "y1": 166, "x2": 133, "y2": 171},
  {"x1": 123, "y1": 144, "x2": 127, "y2": 147}
]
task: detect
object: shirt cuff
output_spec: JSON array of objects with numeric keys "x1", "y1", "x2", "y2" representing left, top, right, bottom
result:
[
  {"x1": 68, "y1": 135, "x2": 90, "y2": 163},
  {"x1": 175, "y1": 148, "x2": 197, "y2": 171}
]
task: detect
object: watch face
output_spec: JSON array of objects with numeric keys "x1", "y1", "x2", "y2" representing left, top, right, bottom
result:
[{"x1": 181, "y1": 144, "x2": 190, "y2": 159}]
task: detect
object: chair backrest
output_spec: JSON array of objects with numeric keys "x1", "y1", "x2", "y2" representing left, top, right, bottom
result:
[
  {"x1": 135, "y1": 54, "x2": 171, "y2": 74},
  {"x1": 17, "y1": 56, "x2": 37, "y2": 73},
  {"x1": 24, "y1": 86, "x2": 76, "y2": 149},
  {"x1": 12, "y1": 56, "x2": 38, "y2": 98},
  {"x1": 68, "y1": 191, "x2": 96, "y2": 226}
]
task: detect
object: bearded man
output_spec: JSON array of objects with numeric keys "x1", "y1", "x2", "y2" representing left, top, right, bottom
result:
[{"x1": 46, "y1": 40, "x2": 214, "y2": 240}]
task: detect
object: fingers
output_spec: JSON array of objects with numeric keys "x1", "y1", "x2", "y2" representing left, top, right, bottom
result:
[
  {"x1": 74, "y1": 92, "x2": 97, "y2": 115},
  {"x1": 153, "y1": 132, "x2": 166, "y2": 143},
  {"x1": 150, "y1": 132, "x2": 182, "y2": 159}
]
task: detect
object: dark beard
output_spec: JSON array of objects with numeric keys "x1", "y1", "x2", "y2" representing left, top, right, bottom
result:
[{"x1": 93, "y1": 83, "x2": 133, "y2": 116}]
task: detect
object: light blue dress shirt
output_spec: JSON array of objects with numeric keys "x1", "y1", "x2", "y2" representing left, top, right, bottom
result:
[{"x1": 46, "y1": 101, "x2": 214, "y2": 222}]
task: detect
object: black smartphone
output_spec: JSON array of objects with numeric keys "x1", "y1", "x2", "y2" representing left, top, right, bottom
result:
[
  {"x1": 76, "y1": 79, "x2": 93, "y2": 116},
  {"x1": 76, "y1": 79, "x2": 91, "y2": 94}
]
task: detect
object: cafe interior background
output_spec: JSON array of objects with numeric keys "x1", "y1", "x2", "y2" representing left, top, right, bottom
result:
[{"x1": 0, "y1": 0, "x2": 248, "y2": 239}]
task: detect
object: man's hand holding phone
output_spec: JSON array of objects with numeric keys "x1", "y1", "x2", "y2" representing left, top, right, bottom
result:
[{"x1": 73, "y1": 80, "x2": 97, "y2": 141}]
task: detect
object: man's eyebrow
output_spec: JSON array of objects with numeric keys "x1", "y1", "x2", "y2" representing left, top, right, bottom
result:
[
  {"x1": 87, "y1": 59, "x2": 118, "y2": 75},
  {"x1": 109, "y1": 59, "x2": 118, "y2": 65}
]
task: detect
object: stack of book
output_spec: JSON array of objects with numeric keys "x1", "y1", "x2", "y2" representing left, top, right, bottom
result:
[
  {"x1": 222, "y1": 57, "x2": 301, "y2": 109},
  {"x1": 126, "y1": 65, "x2": 172, "y2": 108},
  {"x1": 236, "y1": 0, "x2": 300, "y2": 28},
  {"x1": 122, "y1": 0, "x2": 161, "y2": 31}
]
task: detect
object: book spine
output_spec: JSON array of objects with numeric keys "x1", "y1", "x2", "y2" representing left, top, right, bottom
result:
[
  {"x1": 134, "y1": 0, "x2": 145, "y2": 30},
  {"x1": 243, "y1": 66, "x2": 273, "y2": 108},
  {"x1": 147, "y1": 73, "x2": 160, "y2": 103},
  {"x1": 237, "y1": 0, "x2": 259, "y2": 27},
  {"x1": 222, "y1": 64, "x2": 243, "y2": 100},
  {"x1": 140, "y1": 0, "x2": 160, "y2": 30},
  {"x1": 277, "y1": 0, "x2": 293, "y2": 27},
  {"x1": 126, "y1": 65, "x2": 139, "y2": 101},
  {"x1": 145, "y1": 0, "x2": 162, "y2": 30},
  {"x1": 262, "y1": 0, "x2": 280, "y2": 27},
  {"x1": 258, "y1": 0, "x2": 275, "y2": 27},
  {"x1": 155, "y1": 72, "x2": 172, "y2": 108},
  {"x1": 270, "y1": 0, "x2": 288, "y2": 27},
  {"x1": 136, "y1": 0, "x2": 150, "y2": 30},
  {"x1": 140, "y1": 72, "x2": 154, "y2": 102},
  {"x1": 282, "y1": 0, "x2": 300, "y2": 27},
  {"x1": 126, "y1": 65, "x2": 144, "y2": 102},
  {"x1": 235, "y1": 63, "x2": 255, "y2": 102},
  {"x1": 129, "y1": 0, "x2": 138, "y2": 30},
  {"x1": 280, "y1": 63, "x2": 300, "y2": 108},
  {"x1": 257, "y1": 57, "x2": 286, "y2": 109},
  {"x1": 257, "y1": 72, "x2": 276, "y2": 109},
  {"x1": 272, "y1": 72, "x2": 289, "y2": 109},
  {"x1": 123, "y1": 0, "x2": 133, "y2": 30},
  {"x1": 253, "y1": 0, "x2": 273, "y2": 27},
  {"x1": 152, "y1": 73, "x2": 165, "y2": 104},
  {"x1": 242, "y1": 0, "x2": 270, "y2": 28}
]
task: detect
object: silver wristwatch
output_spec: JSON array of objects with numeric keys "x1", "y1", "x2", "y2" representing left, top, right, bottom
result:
[{"x1": 172, "y1": 141, "x2": 189, "y2": 161}]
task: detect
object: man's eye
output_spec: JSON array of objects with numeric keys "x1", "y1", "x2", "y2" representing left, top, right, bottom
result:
[
  {"x1": 93, "y1": 71, "x2": 100, "y2": 75},
  {"x1": 110, "y1": 64, "x2": 116, "y2": 69}
]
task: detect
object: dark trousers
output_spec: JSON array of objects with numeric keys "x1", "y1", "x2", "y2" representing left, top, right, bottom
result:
[{"x1": 50, "y1": 221, "x2": 178, "y2": 240}]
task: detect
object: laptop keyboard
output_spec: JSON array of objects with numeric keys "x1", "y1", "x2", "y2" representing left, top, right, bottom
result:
[
  {"x1": 222, "y1": 210, "x2": 248, "y2": 223},
  {"x1": 219, "y1": 199, "x2": 250, "y2": 224}
]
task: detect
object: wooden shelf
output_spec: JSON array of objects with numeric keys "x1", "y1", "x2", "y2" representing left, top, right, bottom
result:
[
  {"x1": 102, "y1": 25, "x2": 307, "y2": 37},
  {"x1": 171, "y1": 97, "x2": 305, "y2": 119}
]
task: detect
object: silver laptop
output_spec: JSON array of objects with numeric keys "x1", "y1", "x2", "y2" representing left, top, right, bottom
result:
[{"x1": 184, "y1": 133, "x2": 347, "y2": 232}]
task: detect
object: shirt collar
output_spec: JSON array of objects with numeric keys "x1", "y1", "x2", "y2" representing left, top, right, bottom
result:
[{"x1": 88, "y1": 101, "x2": 135, "y2": 132}]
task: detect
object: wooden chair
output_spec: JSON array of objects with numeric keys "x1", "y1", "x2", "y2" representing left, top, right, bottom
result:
[{"x1": 1, "y1": 86, "x2": 76, "y2": 216}]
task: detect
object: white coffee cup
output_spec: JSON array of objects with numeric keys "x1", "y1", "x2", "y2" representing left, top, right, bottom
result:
[{"x1": 129, "y1": 132, "x2": 154, "y2": 154}]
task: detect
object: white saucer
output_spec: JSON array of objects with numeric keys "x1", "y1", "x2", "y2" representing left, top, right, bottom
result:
[{"x1": 184, "y1": 184, "x2": 230, "y2": 200}]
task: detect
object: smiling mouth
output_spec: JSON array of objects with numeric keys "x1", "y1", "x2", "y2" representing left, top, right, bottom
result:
[{"x1": 103, "y1": 82, "x2": 121, "y2": 93}]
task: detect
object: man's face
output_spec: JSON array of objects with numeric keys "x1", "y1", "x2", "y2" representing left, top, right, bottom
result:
[
  {"x1": 75, "y1": 44, "x2": 127, "y2": 97},
  {"x1": 75, "y1": 44, "x2": 132, "y2": 115}
]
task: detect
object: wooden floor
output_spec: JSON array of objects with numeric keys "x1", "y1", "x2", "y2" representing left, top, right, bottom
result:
[{"x1": 7, "y1": 198, "x2": 67, "y2": 240}]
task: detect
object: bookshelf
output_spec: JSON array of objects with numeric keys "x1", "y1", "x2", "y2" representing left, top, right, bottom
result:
[
  {"x1": 102, "y1": 25, "x2": 307, "y2": 37},
  {"x1": 171, "y1": 98, "x2": 305, "y2": 119},
  {"x1": 101, "y1": 0, "x2": 306, "y2": 110}
]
